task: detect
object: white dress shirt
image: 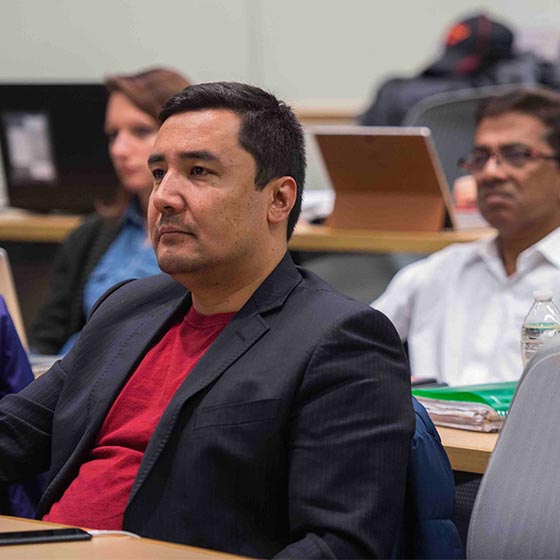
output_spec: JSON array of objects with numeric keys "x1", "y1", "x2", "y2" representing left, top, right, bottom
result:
[{"x1": 373, "y1": 227, "x2": 560, "y2": 386}]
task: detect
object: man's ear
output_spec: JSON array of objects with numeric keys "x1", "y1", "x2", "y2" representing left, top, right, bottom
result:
[{"x1": 267, "y1": 176, "x2": 297, "y2": 225}]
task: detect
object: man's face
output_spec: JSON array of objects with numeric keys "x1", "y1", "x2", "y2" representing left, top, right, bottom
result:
[
  {"x1": 473, "y1": 112, "x2": 560, "y2": 238},
  {"x1": 147, "y1": 109, "x2": 272, "y2": 283}
]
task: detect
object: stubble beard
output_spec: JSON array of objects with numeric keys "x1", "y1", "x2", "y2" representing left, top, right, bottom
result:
[{"x1": 156, "y1": 249, "x2": 206, "y2": 276}]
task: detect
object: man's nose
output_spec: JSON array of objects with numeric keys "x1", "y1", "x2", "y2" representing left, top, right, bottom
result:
[
  {"x1": 151, "y1": 173, "x2": 184, "y2": 213},
  {"x1": 477, "y1": 153, "x2": 507, "y2": 180}
]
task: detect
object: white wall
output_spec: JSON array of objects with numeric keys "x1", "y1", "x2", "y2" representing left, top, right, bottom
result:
[{"x1": 2, "y1": 0, "x2": 560, "y2": 108}]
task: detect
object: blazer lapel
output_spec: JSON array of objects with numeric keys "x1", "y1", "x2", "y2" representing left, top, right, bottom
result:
[
  {"x1": 84, "y1": 294, "x2": 189, "y2": 429},
  {"x1": 128, "y1": 299, "x2": 269, "y2": 504},
  {"x1": 44, "y1": 279, "x2": 190, "y2": 502}
]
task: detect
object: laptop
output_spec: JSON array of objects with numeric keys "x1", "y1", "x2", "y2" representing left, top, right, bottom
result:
[
  {"x1": 308, "y1": 125, "x2": 457, "y2": 231},
  {"x1": 0, "y1": 83, "x2": 118, "y2": 213}
]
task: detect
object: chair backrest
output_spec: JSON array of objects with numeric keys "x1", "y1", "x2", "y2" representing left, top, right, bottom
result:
[
  {"x1": 467, "y1": 337, "x2": 560, "y2": 558},
  {"x1": 402, "y1": 85, "x2": 525, "y2": 190}
]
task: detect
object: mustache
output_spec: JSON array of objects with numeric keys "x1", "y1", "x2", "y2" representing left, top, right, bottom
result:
[
  {"x1": 153, "y1": 218, "x2": 196, "y2": 237},
  {"x1": 476, "y1": 179, "x2": 515, "y2": 202},
  {"x1": 156, "y1": 217, "x2": 187, "y2": 229},
  {"x1": 476, "y1": 178, "x2": 508, "y2": 190}
]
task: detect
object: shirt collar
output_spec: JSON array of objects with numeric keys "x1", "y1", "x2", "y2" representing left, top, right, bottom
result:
[
  {"x1": 473, "y1": 231, "x2": 500, "y2": 264},
  {"x1": 473, "y1": 226, "x2": 560, "y2": 270},
  {"x1": 122, "y1": 196, "x2": 146, "y2": 229},
  {"x1": 530, "y1": 226, "x2": 560, "y2": 269}
]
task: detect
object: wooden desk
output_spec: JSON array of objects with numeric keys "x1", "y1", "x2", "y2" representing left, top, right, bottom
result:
[
  {"x1": 0, "y1": 211, "x2": 81, "y2": 243},
  {"x1": 292, "y1": 101, "x2": 361, "y2": 125},
  {"x1": 437, "y1": 426, "x2": 498, "y2": 474},
  {"x1": 0, "y1": 211, "x2": 495, "y2": 254},
  {"x1": 0, "y1": 515, "x2": 245, "y2": 559},
  {"x1": 289, "y1": 224, "x2": 494, "y2": 254}
]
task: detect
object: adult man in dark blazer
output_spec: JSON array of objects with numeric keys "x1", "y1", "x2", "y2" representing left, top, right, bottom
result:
[{"x1": 0, "y1": 82, "x2": 414, "y2": 558}]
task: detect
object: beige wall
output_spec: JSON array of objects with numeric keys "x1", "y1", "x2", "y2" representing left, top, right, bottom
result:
[{"x1": 1, "y1": 0, "x2": 559, "y2": 109}]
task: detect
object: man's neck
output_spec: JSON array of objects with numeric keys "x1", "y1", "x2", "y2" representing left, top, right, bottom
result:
[
  {"x1": 186, "y1": 250, "x2": 286, "y2": 316},
  {"x1": 498, "y1": 223, "x2": 559, "y2": 276}
]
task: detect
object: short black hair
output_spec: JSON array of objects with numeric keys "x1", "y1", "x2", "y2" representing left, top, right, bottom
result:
[
  {"x1": 476, "y1": 87, "x2": 560, "y2": 154},
  {"x1": 160, "y1": 82, "x2": 306, "y2": 239}
]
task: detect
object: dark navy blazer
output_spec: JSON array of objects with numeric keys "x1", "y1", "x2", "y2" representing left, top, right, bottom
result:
[{"x1": 0, "y1": 254, "x2": 414, "y2": 558}]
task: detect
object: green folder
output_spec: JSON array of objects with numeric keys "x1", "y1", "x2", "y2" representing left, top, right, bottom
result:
[{"x1": 412, "y1": 381, "x2": 518, "y2": 416}]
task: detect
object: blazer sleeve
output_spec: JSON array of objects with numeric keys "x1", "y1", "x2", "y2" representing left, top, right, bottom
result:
[
  {"x1": 0, "y1": 277, "x2": 137, "y2": 487},
  {"x1": 0, "y1": 360, "x2": 67, "y2": 482},
  {"x1": 275, "y1": 307, "x2": 415, "y2": 559}
]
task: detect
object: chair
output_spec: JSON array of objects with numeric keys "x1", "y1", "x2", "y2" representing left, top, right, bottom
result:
[
  {"x1": 402, "y1": 85, "x2": 527, "y2": 190},
  {"x1": 467, "y1": 337, "x2": 560, "y2": 558},
  {"x1": 0, "y1": 295, "x2": 43, "y2": 518},
  {"x1": 393, "y1": 398, "x2": 464, "y2": 559}
]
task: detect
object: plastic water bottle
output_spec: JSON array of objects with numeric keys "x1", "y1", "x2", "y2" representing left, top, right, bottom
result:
[{"x1": 521, "y1": 290, "x2": 560, "y2": 366}]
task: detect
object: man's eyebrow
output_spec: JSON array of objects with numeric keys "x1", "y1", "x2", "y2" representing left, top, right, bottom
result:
[
  {"x1": 147, "y1": 150, "x2": 220, "y2": 166},
  {"x1": 473, "y1": 142, "x2": 529, "y2": 150},
  {"x1": 148, "y1": 153, "x2": 165, "y2": 165}
]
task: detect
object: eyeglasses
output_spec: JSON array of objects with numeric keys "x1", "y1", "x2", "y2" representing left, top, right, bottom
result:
[{"x1": 458, "y1": 145, "x2": 559, "y2": 172}]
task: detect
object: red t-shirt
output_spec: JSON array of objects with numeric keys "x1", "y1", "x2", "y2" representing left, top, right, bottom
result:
[{"x1": 44, "y1": 306, "x2": 235, "y2": 529}]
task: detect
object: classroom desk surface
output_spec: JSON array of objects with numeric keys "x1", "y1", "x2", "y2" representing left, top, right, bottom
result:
[
  {"x1": 293, "y1": 101, "x2": 361, "y2": 125},
  {"x1": 437, "y1": 426, "x2": 499, "y2": 474},
  {"x1": 290, "y1": 224, "x2": 494, "y2": 254},
  {"x1": 0, "y1": 515, "x2": 246, "y2": 559},
  {"x1": 0, "y1": 210, "x2": 82, "y2": 243},
  {"x1": 0, "y1": 210, "x2": 495, "y2": 253}
]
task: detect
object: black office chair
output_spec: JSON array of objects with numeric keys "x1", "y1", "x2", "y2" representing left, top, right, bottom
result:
[
  {"x1": 467, "y1": 337, "x2": 560, "y2": 558},
  {"x1": 402, "y1": 85, "x2": 526, "y2": 190}
]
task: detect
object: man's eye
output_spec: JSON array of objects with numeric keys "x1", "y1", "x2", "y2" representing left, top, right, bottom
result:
[
  {"x1": 470, "y1": 151, "x2": 489, "y2": 166},
  {"x1": 191, "y1": 166, "x2": 208, "y2": 176},
  {"x1": 152, "y1": 169, "x2": 165, "y2": 180},
  {"x1": 503, "y1": 147, "x2": 530, "y2": 164}
]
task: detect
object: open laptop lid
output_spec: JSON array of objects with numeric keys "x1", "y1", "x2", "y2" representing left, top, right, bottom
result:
[
  {"x1": 309, "y1": 125, "x2": 457, "y2": 231},
  {"x1": 0, "y1": 248, "x2": 27, "y2": 349}
]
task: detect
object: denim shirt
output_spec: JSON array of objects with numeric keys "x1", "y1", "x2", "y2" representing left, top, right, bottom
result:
[{"x1": 83, "y1": 202, "x2": 160, "y2": 316}]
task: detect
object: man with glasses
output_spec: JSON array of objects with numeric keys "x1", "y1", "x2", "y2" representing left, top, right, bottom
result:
[{"x1": 373, "y1": 88, "x2": 560, "y2": 386}]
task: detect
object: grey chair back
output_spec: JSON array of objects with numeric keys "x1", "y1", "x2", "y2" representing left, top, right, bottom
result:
[
  {"x1": 467, "y1": 337, "x2": 560, "y2": 558},
  {"x1": 402, "y1": 85, "x2": 525, "y2": 189}
]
